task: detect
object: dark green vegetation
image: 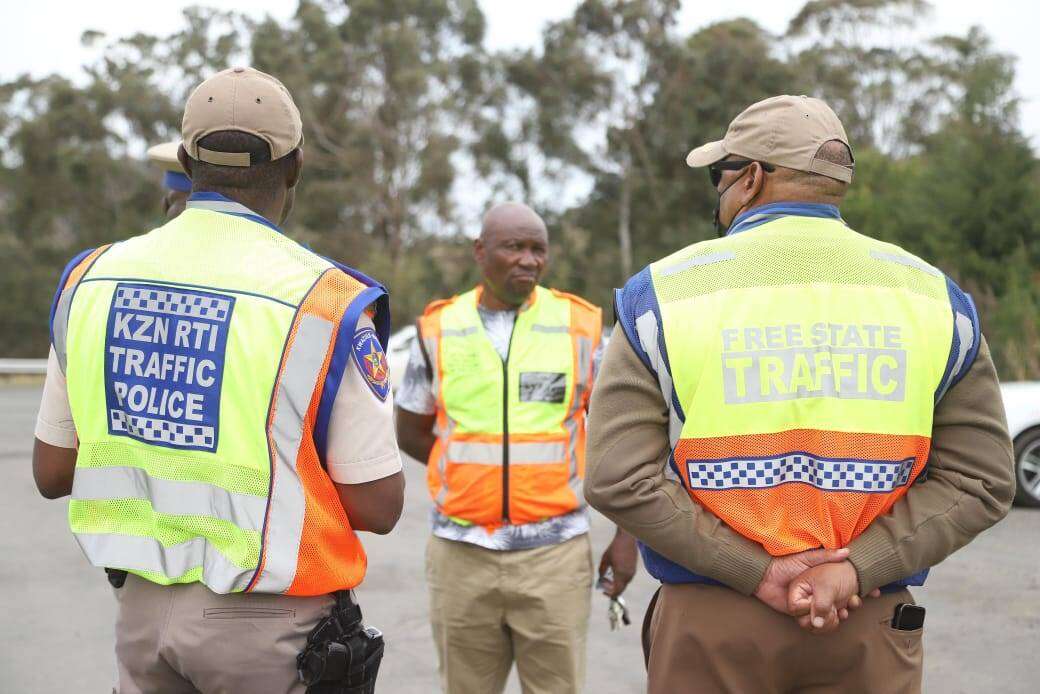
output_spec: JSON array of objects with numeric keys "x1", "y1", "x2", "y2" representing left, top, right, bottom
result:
[{"x1": 2, "y1": 0, "x2": 1037, "y2": 378}]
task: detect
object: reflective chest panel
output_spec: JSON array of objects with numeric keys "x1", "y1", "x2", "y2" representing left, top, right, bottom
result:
[
  {"x1": 418, "y1": 286, "x2": 601, "y2": 529},
  {"x1": 52, "y1": 207, "x2": 388, "y2": 595},
  {"x1": 619, "y1": 216, "x2": 978, "y2": 560}
]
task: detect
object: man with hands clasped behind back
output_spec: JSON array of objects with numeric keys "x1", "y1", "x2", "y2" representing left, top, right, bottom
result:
[{"x1": 585, "y1": 95, "x2": 1015, "y2": 693}]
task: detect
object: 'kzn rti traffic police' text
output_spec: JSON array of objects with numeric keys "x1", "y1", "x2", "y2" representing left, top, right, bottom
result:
[{"x1": 104, "y1": 283, "x2": 234, "y2": 452}]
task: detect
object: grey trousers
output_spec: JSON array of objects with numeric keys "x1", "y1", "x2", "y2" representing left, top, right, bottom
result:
[{"x1": 112, "y1": 574, "x2": 335, "y2": 694}]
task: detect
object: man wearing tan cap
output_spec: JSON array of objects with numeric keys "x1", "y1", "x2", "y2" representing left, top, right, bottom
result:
[
  {"x1": 34, "y1": 67, "x2": 404, "y2": 693},
  {"x1": 585, "y1": 95, "x2": 1014, "y2": 692},
  {"x1": 146, "y1": 141, "x2": 191, "y2": 219}
]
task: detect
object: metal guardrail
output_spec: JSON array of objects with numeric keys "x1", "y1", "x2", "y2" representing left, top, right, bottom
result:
[{"x1": 0, "y1": 359, "x2": 47, "y2": 375}]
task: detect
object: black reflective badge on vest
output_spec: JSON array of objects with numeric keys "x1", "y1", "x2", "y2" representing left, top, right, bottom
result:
[{"x1": 518, "y1": 372, "x2": 567, "y2": 403}]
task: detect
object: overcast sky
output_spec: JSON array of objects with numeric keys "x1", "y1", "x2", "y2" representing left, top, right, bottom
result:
[{"x1": 2, "y1": 1, "x2": 1039, "y2": 145}]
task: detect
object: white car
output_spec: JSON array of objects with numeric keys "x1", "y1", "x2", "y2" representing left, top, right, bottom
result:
[
  {"x1": 386, "y1": 325, "x2": 418, "y2": 392},
  {"x1": 1001, "y1": 382, "x2": 1040, "y2": 507}
]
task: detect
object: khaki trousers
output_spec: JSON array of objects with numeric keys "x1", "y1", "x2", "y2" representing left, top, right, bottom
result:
[
  {"x1": 644, "y1": 583, "x2": 923, "y2": 694},
  {"x1": 112, "y1": 574, "x2": 335, "y2": 694},
  {"x1": 426, "y1": 534, "x2": 594, "y2": 694}
]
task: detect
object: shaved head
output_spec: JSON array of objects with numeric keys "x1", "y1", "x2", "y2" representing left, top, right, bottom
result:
[
  {"x1": 475, "y1": 202, "x2": 550, "y2": 309},
  {"x1": 480, "y1": 202, "x2": 548, "y2": 243}
]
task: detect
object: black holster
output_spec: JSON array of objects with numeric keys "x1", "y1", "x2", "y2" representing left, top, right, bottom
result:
[
  {"x1": 105, "y1": 568, "x2": 128, "y2": 589},
  {"x1": 297, "y1": 591, "x2": 384, "y2": 694}
]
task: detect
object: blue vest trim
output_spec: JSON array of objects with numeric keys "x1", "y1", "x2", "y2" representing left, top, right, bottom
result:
[
  {"x1": 728, "y1": 202, "x2": 842, "y2": 236},
  {"x1": 934, "y1": 276, "x2": 981, "y2": 404},
  {"x1": 313, "y1": 260, "x2": 391, "y2": 464},
  {"x1": 49, "y1": 248, "x2": 95, "y2": 347},
  {"x1": 186, "y1": 191, "x2": 284, "y2": 234},
  {"x1": 614, "y1": 267, "x2": 687, "y2": 425}
]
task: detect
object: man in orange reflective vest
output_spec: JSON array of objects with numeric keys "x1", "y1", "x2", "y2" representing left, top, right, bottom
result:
[{"x1": 396, "y1": 202, "x2": 638, "y2": 694}]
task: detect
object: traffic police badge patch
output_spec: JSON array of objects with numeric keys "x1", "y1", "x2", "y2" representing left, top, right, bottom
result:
[{"x1": 351, "y1": 326, "x2": 390, "y2": 401}]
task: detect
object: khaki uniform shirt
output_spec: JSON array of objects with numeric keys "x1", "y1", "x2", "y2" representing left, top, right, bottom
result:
[{"x1": 585, "y1": 327, "x2": 1015, "y2": 595}]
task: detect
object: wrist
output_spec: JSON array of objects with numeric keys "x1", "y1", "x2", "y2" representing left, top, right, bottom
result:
[{"x1": 840, "y1": 559, "x2": 860, "y2": 594}]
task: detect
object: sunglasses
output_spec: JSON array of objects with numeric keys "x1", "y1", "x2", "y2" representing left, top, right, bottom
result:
[{"x1": 709, "y1": 159, "x2": 775, "y2": 187}]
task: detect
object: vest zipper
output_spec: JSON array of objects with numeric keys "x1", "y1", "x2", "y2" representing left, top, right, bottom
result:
[{"x1": 501, "y1": 318, "x2": 518, "y2": 523}]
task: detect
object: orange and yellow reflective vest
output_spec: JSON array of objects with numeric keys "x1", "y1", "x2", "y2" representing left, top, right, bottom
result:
[
  {"x1": 417, "y1": 286, "x2": 602, "y2": 530},
  {"x1": 615, "y1": 204, "x2": 979, "y2": 586},
  {"x1": 51, "y1": 193, "x2": 389, "y2": 595}
]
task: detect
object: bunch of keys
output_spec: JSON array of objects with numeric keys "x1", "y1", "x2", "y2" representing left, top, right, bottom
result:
[{"x1": 596, "y1": 568, "x2": 631, "y2": 631}]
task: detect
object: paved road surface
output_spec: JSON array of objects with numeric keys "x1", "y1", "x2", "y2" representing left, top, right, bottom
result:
[{"x1": 1, "y1": 383, "x2": 1035, "y2": 692}]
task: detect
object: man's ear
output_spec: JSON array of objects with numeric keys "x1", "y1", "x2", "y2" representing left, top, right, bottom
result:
[
  {"x1": 746, "y1": 161, "x2": 767, "y2": 198},
  {"x1": 286, "y1": 148, "x2": 303, "y2": 188},
  {"x1": 176, "y1": 145, "x2": 194, "y2": 180}
]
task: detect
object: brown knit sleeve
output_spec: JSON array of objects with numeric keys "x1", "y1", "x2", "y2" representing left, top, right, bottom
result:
[
  {"x1": 584, "y1": 323, "x2": 772, "y2": 595},
  {"x1": 848, "y1": 336, "x2": 1015, "y2": 594}
]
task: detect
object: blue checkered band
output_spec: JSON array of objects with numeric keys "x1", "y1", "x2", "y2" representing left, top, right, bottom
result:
[
  {"x1": 114, "y1": 286, "x2": 232, "y2": 321},
  {"x1": 686, "y1": 454, "x2": 915, "y2": 493},
  {"x1": 109, "y1": 409, "x2": 216, "y2": 448}
]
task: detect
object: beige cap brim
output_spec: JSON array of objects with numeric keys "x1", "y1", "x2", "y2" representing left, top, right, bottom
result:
[
  {"x1": 147, "y1": 141, "x2": 184, "y2": 172},
  {"x1": 685, "y1": 140, "x2": 728, "y2": 168}
]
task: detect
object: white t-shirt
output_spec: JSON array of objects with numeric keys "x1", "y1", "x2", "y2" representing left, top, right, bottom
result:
[{"x1": 35, "y1": 312, "x2": 402, "y2": 485}]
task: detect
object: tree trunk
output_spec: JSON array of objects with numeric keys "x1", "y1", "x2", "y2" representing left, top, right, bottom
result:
[{"x1": 618, "y1": 158, "x2": 633, "y2": 282}]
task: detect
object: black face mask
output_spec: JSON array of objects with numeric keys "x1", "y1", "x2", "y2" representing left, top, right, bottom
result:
[{"x1": 713, "y1": 167, "x2": 751, "y2": 237}]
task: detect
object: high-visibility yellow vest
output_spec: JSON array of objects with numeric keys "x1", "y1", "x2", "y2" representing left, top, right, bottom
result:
[
  {"x1": 417, "y1": 286, "x2": 601, "y2": 529},
  {"x1": 616, "y1": 212, "x2": 979, "y2": 563},
  {"x1": 51, "y1": 199, "x2": 388, "y2": 595}
]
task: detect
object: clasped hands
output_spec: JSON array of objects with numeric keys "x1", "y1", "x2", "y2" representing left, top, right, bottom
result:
[{"x1": 753, "y1": 548, "x2": 881, "y2": 634}]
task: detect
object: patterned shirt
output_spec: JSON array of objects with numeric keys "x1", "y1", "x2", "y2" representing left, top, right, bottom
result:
[{"x1": 397, "y1": 304, "x2": 603, "y2": 550}]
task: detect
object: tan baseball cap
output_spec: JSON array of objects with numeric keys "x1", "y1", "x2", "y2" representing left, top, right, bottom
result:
[
  {"x1": 686, "y1": 95, "x2": 853, "y2": 183},
  {"x1": 146, "y1": 141, "x2": 184, "y2": 173},
  {"x1": 181, "y1": 67, "x2": 303, "y2": 167}
]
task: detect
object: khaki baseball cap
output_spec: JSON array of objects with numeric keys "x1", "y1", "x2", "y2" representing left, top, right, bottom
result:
[
  {"x1": 686, "y1": 95, "x2": 853, "y2": 183},
  {"x1": 181, "y1": 67, "x2": 303, "y2": 167},
  {"x1": 146, "y1": 141, "x2": 184, "y2": 173}
]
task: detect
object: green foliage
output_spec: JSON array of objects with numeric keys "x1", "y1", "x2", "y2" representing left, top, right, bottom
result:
[{"x1": 0, "y1": 0, "x2": 1037, "y2": 379}]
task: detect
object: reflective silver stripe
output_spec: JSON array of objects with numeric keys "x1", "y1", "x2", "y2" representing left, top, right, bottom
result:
[
  {"x1": 252, "y1": 314, "x2": 333, "y2": 594},
  {"x1": 434, "y1": 416, "x2": 456, "y2": 506},
  {"x1": 441, "y1": 327, "x2": 478, "y2": 338},
  {"x1": 446, "y1": 440, "x2": 567, "y2": 465},
  {"x1": 186, "y1": 199, "x2": 258, "y2": 216},
  {"x1": 52, "y1": 288, "x2": 74, "y2": 374},
  {"x1": 75, "y1": 533, "x2": 253, "y2": 593},
  {"x1": 686, "y1": 455, "x2": 915, "y2": 493},
  {"x1": 659, "y1": 251, "x2": 735, "y2": 277},
  {"x1": 937, "y1": 311, "x2": 976, "y2": 401},
  {"x1": 424, "y1": 328, "x2": 451, "y2": 506},
  {"x1": 530, "y1": 324, "x2": 570, "y2": 334},
  {"x1": 71, "y1": 466, "x2": 268, "y2": 531},
  {"x1": 870, "y1": 251, "x2": 942, "y2": 277},
  {"x1": 563, "y1": 416, "x2": 585, "y2": 507},
  {"x1": 566, "y1": 335, "x2": 592, "y2": 505},
  {"x1": 423, "y1": 335, "x2": 441, "y2": 393},
  {"x1": 635, "y1": 310, "x2": 683, "y2": 446}
]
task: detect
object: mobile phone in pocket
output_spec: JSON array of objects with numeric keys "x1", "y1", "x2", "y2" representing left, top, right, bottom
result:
[{"x1": 891, "y1": 603, "x2": 926, "y2": 631}]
